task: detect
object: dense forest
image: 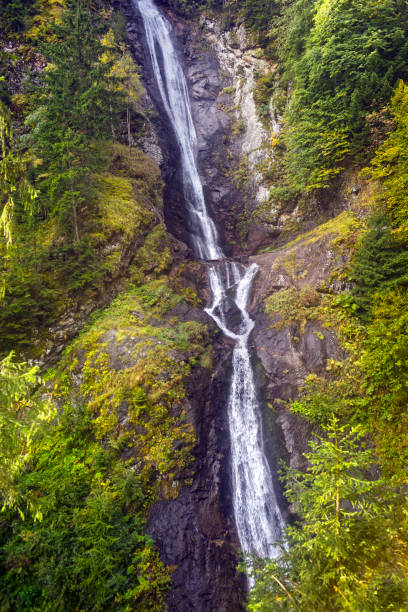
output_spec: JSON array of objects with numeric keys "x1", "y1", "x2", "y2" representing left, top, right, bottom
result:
[{"x1": 1, "y1": 0, "x2": 408, "y2": 610}]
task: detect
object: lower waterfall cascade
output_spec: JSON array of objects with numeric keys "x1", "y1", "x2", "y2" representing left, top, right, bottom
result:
[{"x1": 133, "y1": 0, "x2": 285, "y2": 578}]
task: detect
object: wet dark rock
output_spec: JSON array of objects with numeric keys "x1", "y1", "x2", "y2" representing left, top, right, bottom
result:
[
  {"x1": 147, "y1": 339, "x2": 246, "y2": 612},
  {"x1": 247, "y1": 223, "x2": 280, "y2": 253},
  {"x1": 167, "y1": 301, "x2": 212, "y2": 325},
  {"x1": 117, "y1": 3, "x2": 354, "y2": 610},
  {"x1": 299, "y1": 322, "x2": 339, "y2": 372},
  {"x1": 249, "y1": 230, "x2": 348, "y2": 472},
  {"x1": 276, "y1": 410, "x2": 313, "y2": 472},
  {"x1": 122, "y1": 0, "x2": 252, "y2": 255},
  {"x1": 212, "y1": 295, "x2": 243, "y2": 333}
]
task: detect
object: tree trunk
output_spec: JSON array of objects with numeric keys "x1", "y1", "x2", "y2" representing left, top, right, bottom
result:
[
  {"x1": 127, "y1": 105, "x2": 131, "y2": 149},
  {"x1": 71, "y1": 181, "x2": 80, "y2": 243},
  {"x1": 110, "y1": 104, "x2": 115, "y2": 140},
  {"x1": 33, "y1": 232, "x2": 38, "y2": 274},
  {"x1": 335, "y1": 430, "x2": 341, "y2": 534},
  {"x1": 72, "y1": 201, "x2": 80, "y2": 243}
]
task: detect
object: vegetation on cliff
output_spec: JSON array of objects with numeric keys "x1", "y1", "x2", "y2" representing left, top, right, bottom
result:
[
  {"x1": 248, "y1": 62, "x2": 408, "y2": 612},
  {"x1": 160, "y1": 1, "x2": 407, "y2": 609},
  {"x1": 0, "y1": 1, "x2": 209, "y2": 608},
  {"x1": 166, "y1": 0, "x2": 408, "y2": 227},
  {"x1": 0, "y1": 0, "x2": 144, "y2": 354},
  {"x1": 0, "y1": 277, "x2": 211, "y2": 610},
  {"x1": 1, "y1": 0, "x2": 408, "y2": 610}
]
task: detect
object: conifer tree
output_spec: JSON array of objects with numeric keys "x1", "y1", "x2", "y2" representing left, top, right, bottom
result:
[
  {"x1": 29, "y1": 0, "x2": 124, "y2": 240},
  {"x1": 101, "y1": 29, "x2": 144, "y2": 148},
  {"x1": 248, "y1": 418, "x2": 406, "y2": 611},
  {"x1": 282, "y1": 0, "x2": 408, "y2": 191},
  {"x1": 351, "y1": 213, "x2": 408, "y2": 317},
  {"x1": 0, "y1": 101, "x2": 37, "y2": 250}
]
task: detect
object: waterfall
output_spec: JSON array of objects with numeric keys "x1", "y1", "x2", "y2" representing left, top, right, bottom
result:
[{"x1": 134, "y1": 0, "x2": 284, "y2": 577}]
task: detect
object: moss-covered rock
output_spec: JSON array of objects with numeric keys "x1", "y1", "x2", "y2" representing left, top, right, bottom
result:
[
  {"x1": 249, "y1": 210, "x2": 364, "y2": 469},
  {"x1": 49, "y1": 276, "x2": 214, "y2": 496},
  {"x1": 0, "y1": 142, "x2": 169, "y2": 360}
]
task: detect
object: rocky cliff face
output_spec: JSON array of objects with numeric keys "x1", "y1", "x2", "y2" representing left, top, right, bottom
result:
[
  {"x1": 117, "y1": 2, "x2": 364, "y2": 609},
  {"x1": 249, "y1": 217, "x2": 353, "y2": 470},
  {"x1": 181, "y1": 11, "x2": 284, "y2": 254},
  {"x1": 122, "y1": 0, "x2": 282, "y2": 255},
  {"x1": 146, "y1": 337, "x2": 247, "y2": 612}
]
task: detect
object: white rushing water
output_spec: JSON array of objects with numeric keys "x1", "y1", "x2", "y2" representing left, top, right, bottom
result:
[{"x1": 134, "y1": 0, "x2": 284, "y2": 573}]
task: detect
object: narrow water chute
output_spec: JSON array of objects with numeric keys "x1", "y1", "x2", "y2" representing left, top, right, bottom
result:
[{"x1": 134, "y1": 0, "x2": 284, "y2": 572}]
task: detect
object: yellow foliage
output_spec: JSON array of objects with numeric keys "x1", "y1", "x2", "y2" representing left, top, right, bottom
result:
[
  {"x1": 101, "y1": 30, "x2": 144, "y2": 106},
  {"x1": 96, "y1": 173, "x2": 154, "y2": 237}
]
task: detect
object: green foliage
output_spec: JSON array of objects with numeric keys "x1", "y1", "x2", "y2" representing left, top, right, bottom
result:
[
  {"x1": 0, "y1": 229, "x2": 112, "y2": 354},
  {"x1": 163, "y1": 0, "x2": 222, "y2": 16},
  {"x1": 248, "y1": 418, "x2": 408, "y2": 611},
  {"x1": 0, "y1": 136, "x2": 164, "y2": 353},
  {"x1": 285, "y1": 98, "x2": 351, "y2": 190},
  {"x1": 0, "y1": 101, "x2": 38, "y2": 250},
  {"x1": 253, "y1": 71, "x2": 275, "y2": 121},
  {"x1": 265, "y1": 285, "x2": 323, "y2": 332},
  {"x1": 282, "y1": 285, "x2": 408, "y2": 474},
  {"x1": 0, "y1": 247, "x2": 201, "y2": 610},
  {"x1": 363, "y1": 80, "x2": 408, "y2": 244},
  {"x1": 255, "y1": 90, "x2": 408, "y2": 602},
  {"x1": 281, "y1": 0, "x2": 408, "y2": 191},
  {"x1": 26, "y1": 0, "x2": 125, "y2": 240},
  {"x1": 49, "y1": 278, "x2": 210, "y2": 488},
  {"x1": 0, "y1": 0, "x2": 39, "y2": 34},
  {"x1": 0, "y1": 403, "x2": 170, "y2": 611},
  {"x1": 101, "y1": 28, "x2": 145, "y2": 148},
  {"x1": 277, "y1": 0, "x2": 315, "y2": 69},
  {"x1": 0, "y1": 2, "x2": 153, "y2": 355},
  {"x1": 254, "y1": 279, "x2": 408, "y2": 606},
  {"x1": 39, "y1": 1, "x2": 122, "y2": 141},
  {"x1": 0, "y1": 352, "x2": 53, "y2": 517},
  {"x1": 0, "y1": 1, "x2": 209, "y2": 609},
  {"x1": 241, "y1": 0, "x2": 280, "y2": 34},
  {"x1": 359, "y1": 290, "x2": 408, "y2": 474},
  {"x1": 351, "y1": 213, "x2": 408, "y2": 318}
]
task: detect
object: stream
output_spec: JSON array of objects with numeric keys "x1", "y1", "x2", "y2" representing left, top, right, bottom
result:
[{"x1": 133, "y1": 0, "x2": 284, "y2": 580}]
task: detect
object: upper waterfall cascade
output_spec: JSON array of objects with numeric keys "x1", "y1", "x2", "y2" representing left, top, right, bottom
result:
[{"x1": 134, "y1": 0, "x2": 284, "y2": 570}]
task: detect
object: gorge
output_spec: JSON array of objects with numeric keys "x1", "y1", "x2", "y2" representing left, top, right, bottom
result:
[
  {"x1": 134, "y1": 0, "x2": 285, "y2": 568},
  {"x1": 1, "y1": 1, "x2": 408, "y2": 610}
]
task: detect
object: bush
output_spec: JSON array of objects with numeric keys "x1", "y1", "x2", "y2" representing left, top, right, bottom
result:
[{"x1": 0, "y1": 405, "x2": 170, "y2": 611}]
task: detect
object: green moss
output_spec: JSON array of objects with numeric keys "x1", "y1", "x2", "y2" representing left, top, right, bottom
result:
[
  {"x1": 51, "y1": 277, "x2": 212, "y2": 496},
  {"x1": 96, "y1": 173, "x2": 154, "y2": 238},
  {"x1": 0, "y1": 143, "x2": 165, "y2": 357},
  {"x1": 109, "y1": 143, "x2": 161, "y2": 183},
  {"x1": 253, "y1": 70, "x2": 275, "y2": 123},
  {"x1": 130, "y1": 225, "x2": 173, "y2": 284},
  {"x1": 227, "y1": 153, "x2": 250, "y2": 191},
  {"x1": 260, "y1": 210, "x2": 363, "y2": 255},
  {"x1": 265, "y1": 285, "x2": 326, "y2": 332},
  {"x1": 95, "y1": 143, "x2": 164, "y2": 240},
  {"x1": 232, "y1": 117, "x2": 245, "y2": 136}
]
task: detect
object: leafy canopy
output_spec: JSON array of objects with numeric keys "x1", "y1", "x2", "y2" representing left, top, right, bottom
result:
[{"x1": 282, "y1": 0, "x2": 408, "y2": 191}]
